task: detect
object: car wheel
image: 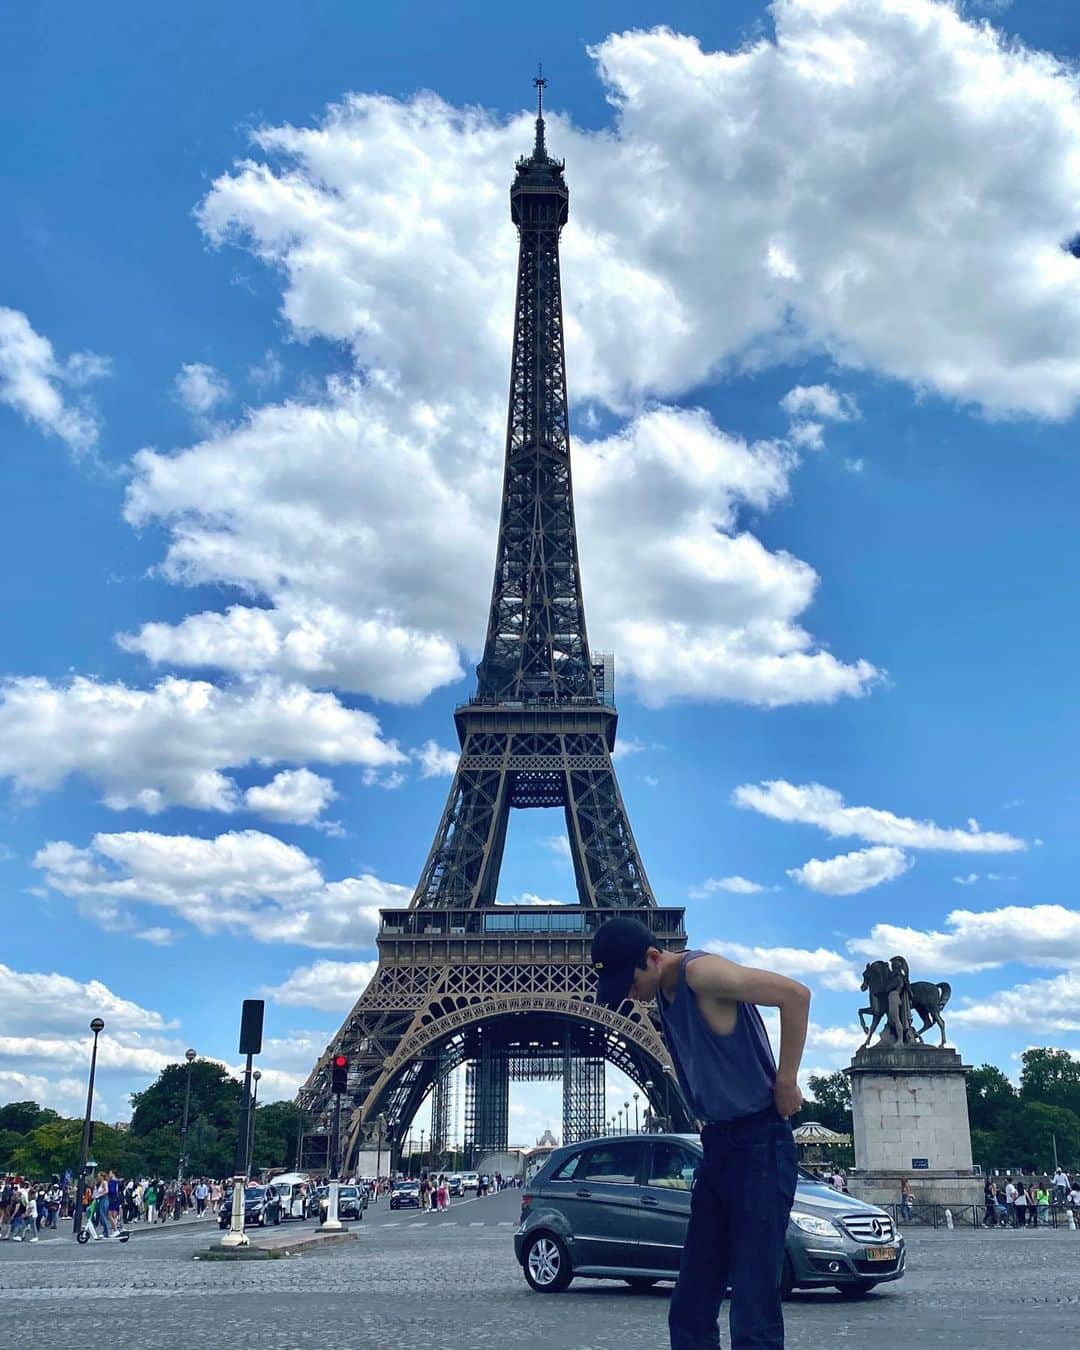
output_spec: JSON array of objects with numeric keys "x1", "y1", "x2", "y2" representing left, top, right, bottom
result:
[
  {"x1": 623, "y1": 1277, "x2": 658, "y2": 1292},
  {"x1": 523, "y1": 1232, "x2": 573, "y2": 1294},
  {"x1": 836, "y1": 1282, "x2": 876, "y2": 1298},
  {"x1": 780, "y1": 1255, "x2": 796, "y2": 1301}
]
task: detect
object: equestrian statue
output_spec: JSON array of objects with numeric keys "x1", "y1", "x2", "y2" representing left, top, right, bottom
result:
[{"x1": 858, "y1": 955, "x2": 951, "y2": 1049}]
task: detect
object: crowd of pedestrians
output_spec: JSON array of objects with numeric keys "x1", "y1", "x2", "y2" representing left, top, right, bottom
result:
[
  {"x1": 0, "y1": 1171, "x2": 226, "y2": 1241},
  {"x1": 983, "y1": 1169, "x2": 1080, "y2": 1228}
]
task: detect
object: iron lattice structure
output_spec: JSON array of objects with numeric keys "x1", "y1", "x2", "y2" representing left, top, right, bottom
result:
[{"x1": 301, "y1": 83, "x2": 691, "y2": 1169}]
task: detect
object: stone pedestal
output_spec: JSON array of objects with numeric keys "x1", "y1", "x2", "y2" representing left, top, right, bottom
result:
[{"x1": 845, "y1": 1046, "x2": 983, "y2": 1209}]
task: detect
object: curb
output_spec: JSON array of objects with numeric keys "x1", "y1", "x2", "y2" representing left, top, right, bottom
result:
[{"x1": 198, "y1": 1230, "x2": 358, "y2": 1262}]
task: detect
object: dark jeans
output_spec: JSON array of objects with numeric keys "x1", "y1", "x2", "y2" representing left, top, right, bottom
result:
[{"x1": 669, "y1": 1104, "x2": 797, "y2": 1350}]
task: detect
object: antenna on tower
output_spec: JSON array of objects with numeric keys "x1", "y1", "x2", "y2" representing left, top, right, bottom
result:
[{"x1": 533, "y1": 63, "x2": 548, "y2": 159}]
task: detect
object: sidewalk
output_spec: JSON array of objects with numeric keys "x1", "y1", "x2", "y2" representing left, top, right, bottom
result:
[{"x1": 25, "y1": 1212, "x2": 217, "y2": 1243}]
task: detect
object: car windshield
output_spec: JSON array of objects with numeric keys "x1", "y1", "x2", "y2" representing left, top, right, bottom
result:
[
  {"x1": 397, "y1": 1182, "x2": 418, "y2": 1191},
  {"x1": 244, "y1": 1187, "x2": 264, "y2": 1199},
  {"x1": 339, "y1": 1187, "x2": 358, "y2": 1197}
]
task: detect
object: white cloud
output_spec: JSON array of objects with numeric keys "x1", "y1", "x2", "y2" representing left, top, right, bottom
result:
[
  {"x1": 120, "y1": 600, "x2": 463, "y2": 704},
  {"x1": 542, "y1": 835, "x2": 572, "y2": 862},
  {"x1": 788, "y1": 844, "x2": 913, "y2": 895},
  {"x1": 848, "y1": 903, "x2": 1080, "y2": 974},
  {"x1": 952, "y1": 971, "x2": 1080, "y2": 1034},
  {"x1": 733, "y1": 780, "x2": 1026, "y2": 853},
  {"x1": 0, "y1": 306, "x2": 108, "y2": 452},
  {"x1": 123, "y1": 398, "x2": 875, "y2": 709},
  {"x1": 173, "y1": 362, "x2": 230, "y2": 417},
  {"x1": 780, "y1": 384, "x2": 859, "y2": 450},
  {"x1": 0, "y1": 963, "x2": 181, "y2": 1120},
  {"x1": 704, "y1": 942, "x2": 861, "y2": 992},
  {"x1": 34, "y1": 828, "x2": 410, "y2": 948},
  {"x1": 0, "y1": 674, "x2": 402, "y2": 814},
  {"x1": 242, "y1": 767, "x2": 337, "y2": 825},
  {"x1": 953, "y1": 872, "x2": 980, "y2": 886},
  {"x1": 248, "y1": 350, "x2": 284, "y2": 390},
  {"x1": 203, "y1": 4, "x2": 1080, "y2": 420},
  {"x1": 99, "y1": 0, "x2": 1080, "y2": 722},
  {"x1": 268, "y1": 959, "x2": 378, "y2": 1012},
  {"x1": 690, "y1": 875, "x2": 774, "y2": 896},
  {"x1": 611, "y1": 737, "x2": 646, "y2": 760},
  {"x1": 411, "y1": 740, "x2": 459, "y2": 779},
  {"x1": 780, "y1": 385, "x2": 859, "y2": 424}
]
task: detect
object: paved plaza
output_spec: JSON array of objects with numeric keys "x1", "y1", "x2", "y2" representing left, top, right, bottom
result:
[{"x1": 3, "y1": 1189, "x2": 1079, "y2": 1348}]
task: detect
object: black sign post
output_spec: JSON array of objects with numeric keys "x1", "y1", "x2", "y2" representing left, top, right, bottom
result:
[{"x1": 219, "y1": 1000, "x2": 264, "y2": 1248}]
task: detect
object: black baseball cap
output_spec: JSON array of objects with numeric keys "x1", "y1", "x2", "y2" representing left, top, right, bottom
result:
[{"x1": 591, "y1": 917, "x2": 655, "y2": 1009}]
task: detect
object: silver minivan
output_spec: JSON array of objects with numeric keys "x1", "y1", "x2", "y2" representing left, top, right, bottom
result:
[{"x1": 514, "y1": 1133, "x2": 905, "y2": 1298}]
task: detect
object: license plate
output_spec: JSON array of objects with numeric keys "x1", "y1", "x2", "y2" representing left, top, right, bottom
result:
[{"x1": 865, "y1": 1246, "x2": 895, "y2": 1261}]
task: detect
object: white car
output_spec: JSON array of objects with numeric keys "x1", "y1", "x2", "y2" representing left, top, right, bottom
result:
[{"x1": 461, "y1": 1172, "x2": 479, "y2": 1191}]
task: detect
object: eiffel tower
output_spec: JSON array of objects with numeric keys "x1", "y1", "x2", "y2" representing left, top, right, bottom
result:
[{"x1": 301, "y1": 76, "x2": 689, "y2": 1171}]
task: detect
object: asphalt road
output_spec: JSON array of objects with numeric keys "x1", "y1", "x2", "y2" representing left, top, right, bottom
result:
[{"x1": 4, "y1": 1189, "x2": 1079, "y2": 1348}]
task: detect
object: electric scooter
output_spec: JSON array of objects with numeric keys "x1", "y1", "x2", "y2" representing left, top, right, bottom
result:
[{"x1": 76, "y1": 1211, "x2": 129, "y2": 1244}]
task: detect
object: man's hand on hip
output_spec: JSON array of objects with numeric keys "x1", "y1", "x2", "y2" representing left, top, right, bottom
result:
[{"x1": 773, "y1": 1077, "x2": 804, "y2": 1119}]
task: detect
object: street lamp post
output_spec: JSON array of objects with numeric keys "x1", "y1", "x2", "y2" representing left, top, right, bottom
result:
[
  {"x1": 624, "y1": 1101, "x2": 630, "y2": 1136},
  {"x1": 420, "y1": 1129, "x2": 426, "y2": 1178},
  {"x1": 618, "y1": 1106, "x2": 624, "y2": 1135},
  {"x1": 375, "y1": 1113, "x2": 386, "y2": 1202},
  {"x1": 72, "y1": 1017, "x2": 105, "y2": 1236},
  {"x1": 633, "y1": 1093, "x2": 640, "y2": 1133},
  {"x1": 644, "y1": 1081, "x2": 655, "y2": 1132},
  {"x1": 177, "y1": 1048, "x2": 197, "y2": 1189},
  {"x1": 246, "y1": 1069, "x2": 262, "y2": 1178}
]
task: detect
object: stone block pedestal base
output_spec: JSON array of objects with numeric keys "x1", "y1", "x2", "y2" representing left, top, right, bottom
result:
[{"x1": 846, "y1": 1045, "x2": 975, "y2": 1174}]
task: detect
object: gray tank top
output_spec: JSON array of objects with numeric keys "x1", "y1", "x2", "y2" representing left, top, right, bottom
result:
[{"x1": 658, "y1": 950, "x2": 777, "y2": 1123}]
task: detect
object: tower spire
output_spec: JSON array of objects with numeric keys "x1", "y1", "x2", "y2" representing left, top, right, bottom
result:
[{"x1": 533, "y1": 64, "x2": 548, "y2": 160}]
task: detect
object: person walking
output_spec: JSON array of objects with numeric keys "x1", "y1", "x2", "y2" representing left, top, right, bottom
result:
[
  {"x1": 92, "y1": 1173, "x2": 111, "y2": 1239},
  {"x1": 591, "y1": 916, "x2": 809, "y2": 1350},
  {"x1": 900, "y1": 1178, "x2": 914, "y2": 1223},
  {"x1": 144, "y1": 1180, "x2": 158, "y2": 1225},
  {"x1": 1004, "y1": 1177, "x2": 1018, "y2": 1227},
  {"x1": 1026, "y1": 1183, "x2": 1039, "y2": 1227},
  {"x1": 1035, "y1": 1183, "x2": 1050, "y2": 1227},
  {"x1": 982, "y1": 1175, "x2": 997, "y2": 1228},
  {"x1": 1013, "y1": 1181, "x2": 1028, "y2": 1229}
]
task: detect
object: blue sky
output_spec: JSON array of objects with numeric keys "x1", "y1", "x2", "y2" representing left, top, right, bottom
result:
[{"x1": 2, "y1": 0, "x2": 1080, "y2": 1141}]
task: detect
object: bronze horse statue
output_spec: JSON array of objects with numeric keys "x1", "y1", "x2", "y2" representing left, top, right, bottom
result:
[{"x1": 858, "y1": 957, "x2": 951, "y2": 1048}]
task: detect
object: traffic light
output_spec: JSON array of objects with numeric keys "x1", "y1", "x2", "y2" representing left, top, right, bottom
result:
[{"x1": 331, "y1": 1053, "x2": 349, "y2": 1095}]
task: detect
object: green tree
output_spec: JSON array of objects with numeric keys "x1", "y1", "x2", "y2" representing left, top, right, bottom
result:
[
  {"x1": 966, "y1": 1063, "x2": 1017, "y2": 1133},
  {"x1": 250, "y1": 1101, "x2": 310, "y2": 1173},
  {"x1": 0, "y1": 1101, "x2": 58, "y2": 1135},
  {"x1": 7, "y1": 1118, "x2": 143, "y2": 1179},
  {"x1": 803, "y1": 1071, "x2": 852, "y2": 1134},
  {"x1": 130, "y1": 1060, "x2": 242, "y2": 1137},
  {"x1": 991, "y1": 1101, "x2": 1080, "y2": 1174},
  {"x1": 1019, "y1": 1048, "x2": 1080, "y2": 1118}
]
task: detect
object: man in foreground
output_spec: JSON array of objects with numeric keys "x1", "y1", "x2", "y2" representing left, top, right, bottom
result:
[{"x1": 591, "y1": 917, "x2": 810, "y2": 1350}]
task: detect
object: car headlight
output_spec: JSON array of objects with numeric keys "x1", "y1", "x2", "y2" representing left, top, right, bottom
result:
[{"x1": 789, "y1": 1211, "x2": 842, "y2": 1239}]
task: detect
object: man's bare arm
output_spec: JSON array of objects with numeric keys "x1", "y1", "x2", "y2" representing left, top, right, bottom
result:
[{"x1": 685, "y1": 954, "x2": 811, "y2": 1117}]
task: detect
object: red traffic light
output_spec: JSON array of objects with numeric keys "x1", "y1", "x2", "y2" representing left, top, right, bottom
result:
[{"x1": 331, "y1": 1052, "x2": 349, "y2": 1094}]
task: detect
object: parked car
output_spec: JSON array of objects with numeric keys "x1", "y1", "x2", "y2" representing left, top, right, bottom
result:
[
  {"x1": 448, "y1": 1174, "x2": 464, "y2": 1198},
  {"x1": 313, "y1": 1184, "x2": 364, "y2": 1222},
  {"x1": 218, "y1": 1184, "x2": 282, "y2": 1229},
  {"x1": 461, "y1": 1172, "x2": 480, "y2": 1192},
  {"x1": 514, "y1": 1134, "x2": 905, "y2": 1298},
  {"x1": 390, "y1": 1181, "x2": 421, "y2": 1211}
]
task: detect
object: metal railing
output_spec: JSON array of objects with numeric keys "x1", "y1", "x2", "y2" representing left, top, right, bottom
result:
[{"x1": 885, "y1": 1202, "x2": 1080, "y2": 1230}]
